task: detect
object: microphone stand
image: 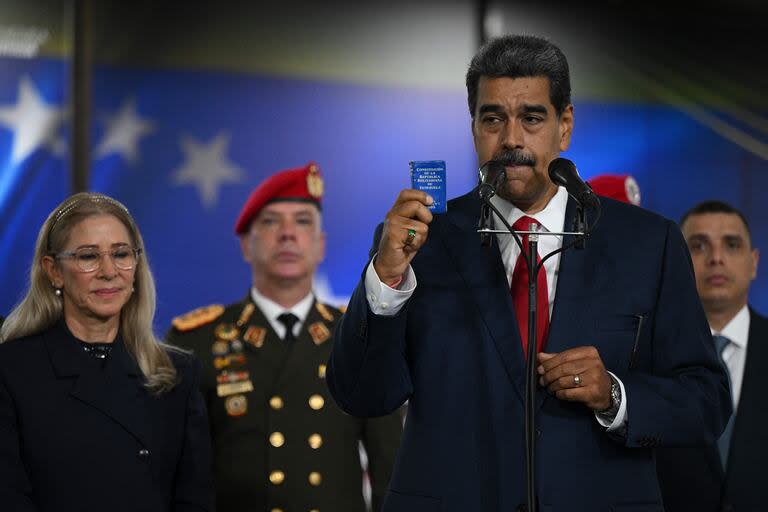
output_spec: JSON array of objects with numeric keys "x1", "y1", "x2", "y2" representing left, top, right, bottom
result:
[{"x1": 478, "y1": 195, "x2": 597, "y2": 512}]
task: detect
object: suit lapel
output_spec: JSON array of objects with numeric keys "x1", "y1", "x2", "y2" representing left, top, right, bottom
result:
[
  {"x1": 730, "y1": 311, "x2": 768, "y2": 459},
  {"x1": 45, "y1": 322, "x2": 151, "y2": 446},
  {"x1": 537, "y1": 198, "x2": 601, "y2": 409},
  {"x1": 546, "y1": 197, "x2": 599, "y2": 354},
  {"x1": 438, "y1": 191, "x2": 526, "y2": 400}
]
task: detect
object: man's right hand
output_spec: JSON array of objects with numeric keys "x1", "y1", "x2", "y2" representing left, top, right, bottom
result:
[{"x1": 373, "y1": 189, "x2": 434, "y2": 285}]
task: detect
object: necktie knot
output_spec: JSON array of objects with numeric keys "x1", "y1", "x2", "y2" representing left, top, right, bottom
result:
[
  {"x1": 512, "y1": 215, "x2": 540, "y2": 233},
  {"x1": 277, "y1": 313, "x2": 299, "y2": 342}
]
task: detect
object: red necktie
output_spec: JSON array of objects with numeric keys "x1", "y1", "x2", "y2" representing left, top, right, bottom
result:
[{"x1": 510, "y1": 216, "x2": 550, "y2": 354}]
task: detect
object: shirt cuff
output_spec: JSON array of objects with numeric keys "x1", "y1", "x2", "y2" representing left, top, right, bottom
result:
[
  {"x1": 595, "y1": 371, "x2": 628, "y2": 432},
  {"x1": 363, "y1": 255, "x2": 416, "y2": 316}
]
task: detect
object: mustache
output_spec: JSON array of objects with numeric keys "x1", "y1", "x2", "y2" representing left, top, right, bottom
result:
[{"x1": 494, "y1": 149, "x2": 536, "y2": 167}]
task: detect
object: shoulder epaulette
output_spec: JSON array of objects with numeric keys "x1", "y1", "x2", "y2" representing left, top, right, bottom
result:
[{"x1": 172, "y1": 304, "x2": 225, "y2": 332}]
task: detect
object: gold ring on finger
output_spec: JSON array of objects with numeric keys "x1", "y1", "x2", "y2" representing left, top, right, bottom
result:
[{"x1": 573, "y1": 374, "x2": 582, "y2": 387}]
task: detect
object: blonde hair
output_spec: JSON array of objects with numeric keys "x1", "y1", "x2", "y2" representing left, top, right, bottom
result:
[{"x1": 0, "y1": 192, "x2": 179, "y2": 394}]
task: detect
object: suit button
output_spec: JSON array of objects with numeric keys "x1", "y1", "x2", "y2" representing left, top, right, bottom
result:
[
  {"x1": 270, "y1": 396, "x2": 284, "y2": 410},
  {"x1": 137, "y1": 448, "x2": 150, "y2": 459},
  {"x1": 516, "y1": 505, "x2": 527, "y2": 512},
  {"x1": 308, "y1": 433, "x2": 323, "y2": 449},
  {"x1": 308, "y1": 394, "x2": 325, "y2": 410},
  {"x1": 269, "y1": 432, "x2": 285, "y2": 448},
  {"x1": 536, "y1": 429, "x2": 542, "y2": 439}
]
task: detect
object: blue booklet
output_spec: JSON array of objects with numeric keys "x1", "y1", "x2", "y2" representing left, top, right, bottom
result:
[{"x1": 410, "y1": 160, "x2": 446, "y2": 213}]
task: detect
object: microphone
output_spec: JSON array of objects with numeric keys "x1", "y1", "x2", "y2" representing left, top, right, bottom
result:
[
  {"x1": 548, "y1": 158, "x2": 600, "y2": 208},
  {"x1": 478, "y1": 160, "x2": 506, "y2": 200},
  {"x1": 478, "y1": 160, "x2": 506, "y2": 246}
]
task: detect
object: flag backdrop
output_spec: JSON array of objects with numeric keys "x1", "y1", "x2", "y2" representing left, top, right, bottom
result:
[{"x1": 2, "y1": 55, "x2": 767, "y2": 331}]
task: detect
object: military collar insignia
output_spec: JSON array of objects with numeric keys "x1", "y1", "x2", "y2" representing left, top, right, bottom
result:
[
  {"x1": 243, "y1": 325, "x2": 266, "y2": 348},
  {"x1": 308, "y1": 322, "x2": 331, "y2": 345}
]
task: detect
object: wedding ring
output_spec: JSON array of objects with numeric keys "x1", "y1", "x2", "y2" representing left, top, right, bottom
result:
[
  {"x1": 405, "y1": 228, "x2": 416, "y2": 245},
  {"x1": 573, "y1": 374, "x2": 582, "y2": 387}
]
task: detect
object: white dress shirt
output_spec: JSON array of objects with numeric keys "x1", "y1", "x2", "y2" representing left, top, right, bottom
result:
[
  {"x1": 713, "y1": 304, "x2": 750, "y2": 409},
  {"x1": 250, "y1": 287, "x2": 315, "y2": 339},
  {"x1": 363, "y1": 187, "x2": 627, "y2": 431}
]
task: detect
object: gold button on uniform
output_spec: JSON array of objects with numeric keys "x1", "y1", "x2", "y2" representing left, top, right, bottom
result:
[
  {"x1": 271, "y1": 509, "x2": 284, "y2": 512},
  {"x1": 308, "y1": 471, "x2": 322, "y2": 486},
  {"x1": 270, "y1": 396, "x2": 284, "y2": 410},
  {"x1": 317, "y1": 364, "x2": 326, "y2": 378},
  {"x1": 308, "y1": 394, "x2": 325, "y2": 410},
  {"x1": 269, "y1": 470, "x2": 285, "y2": 485},
  {"x1": 308, "y1": 433, "x2": 323, "y2": 449},
  {"x1": 310, "y1": 509, "x2": 319, "y2": 512},
  {"x1": 269, "y1": 432, "x2": 285, "y2": 447}
]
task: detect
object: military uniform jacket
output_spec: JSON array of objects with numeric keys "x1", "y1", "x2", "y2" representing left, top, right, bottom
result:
[{"x1": 167, "y1": 295, "x2": 402, "y2": 512}]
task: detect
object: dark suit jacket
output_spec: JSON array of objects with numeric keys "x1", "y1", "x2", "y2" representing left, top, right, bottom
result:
[
  {"x1": 327, "y1": 190, "x2": 731, "y2": 512},
  {"x1": 658, "y1": 309, "x2": 768, "y2": 512},
  {"x1": 0, "y1": 320, "x2": 213, "y2": 512},
  {"x1": 168, "y1": 297, "x2": 402, "y2": 512}
]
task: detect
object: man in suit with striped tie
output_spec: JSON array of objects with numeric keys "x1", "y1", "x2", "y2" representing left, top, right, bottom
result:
[{"x1": 658, "y1": 200, "x2": 766, "y2": 512}]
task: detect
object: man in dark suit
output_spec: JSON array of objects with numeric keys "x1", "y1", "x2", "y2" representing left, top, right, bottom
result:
[
  {"x1": 168, "y1": 163, "x2": 402, "y2": 512},
  {"x1": 327, "y1": 34, "x2": 731, "y2": 511},
  {"x1": 657, "y1": 200, "x2": 766, "y2": 511}
]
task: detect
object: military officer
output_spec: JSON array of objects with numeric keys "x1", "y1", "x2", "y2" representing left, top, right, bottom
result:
[{"x1": 167, "y1": 163, "x2": 402, "y2": 512}]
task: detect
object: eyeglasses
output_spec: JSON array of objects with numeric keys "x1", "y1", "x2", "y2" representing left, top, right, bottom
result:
[{"x1": 54, "y1": 246, "x2": 142, "y2": 273}]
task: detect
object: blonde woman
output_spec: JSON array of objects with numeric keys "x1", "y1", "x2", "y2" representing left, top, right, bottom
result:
[{"x1": 0, "y1": 192, "x2": 213, "y2": 512}]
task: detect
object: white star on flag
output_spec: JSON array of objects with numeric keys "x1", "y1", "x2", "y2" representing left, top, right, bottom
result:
[
  {"x1": 94, "y1": 97, "x2": 156, "y2": 163},
  {"x1": 0, "y1": 75, "x2": 67, "y2": 164},
  {"x1": 171, "y1": 132, "x2": 245, "y2": 208}
]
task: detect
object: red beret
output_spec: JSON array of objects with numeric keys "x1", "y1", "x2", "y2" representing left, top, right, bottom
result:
[
  {"x1": 234, "y1": 162, "x2": 324, "y2": 234},
  {"x1": 587, "y1": 174, "x2": 641, "y2": 206}
]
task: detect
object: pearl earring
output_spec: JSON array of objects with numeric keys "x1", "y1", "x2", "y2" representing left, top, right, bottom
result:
[{"x1": 55, "y1": 288, "x2": 62, "y2": 297}]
